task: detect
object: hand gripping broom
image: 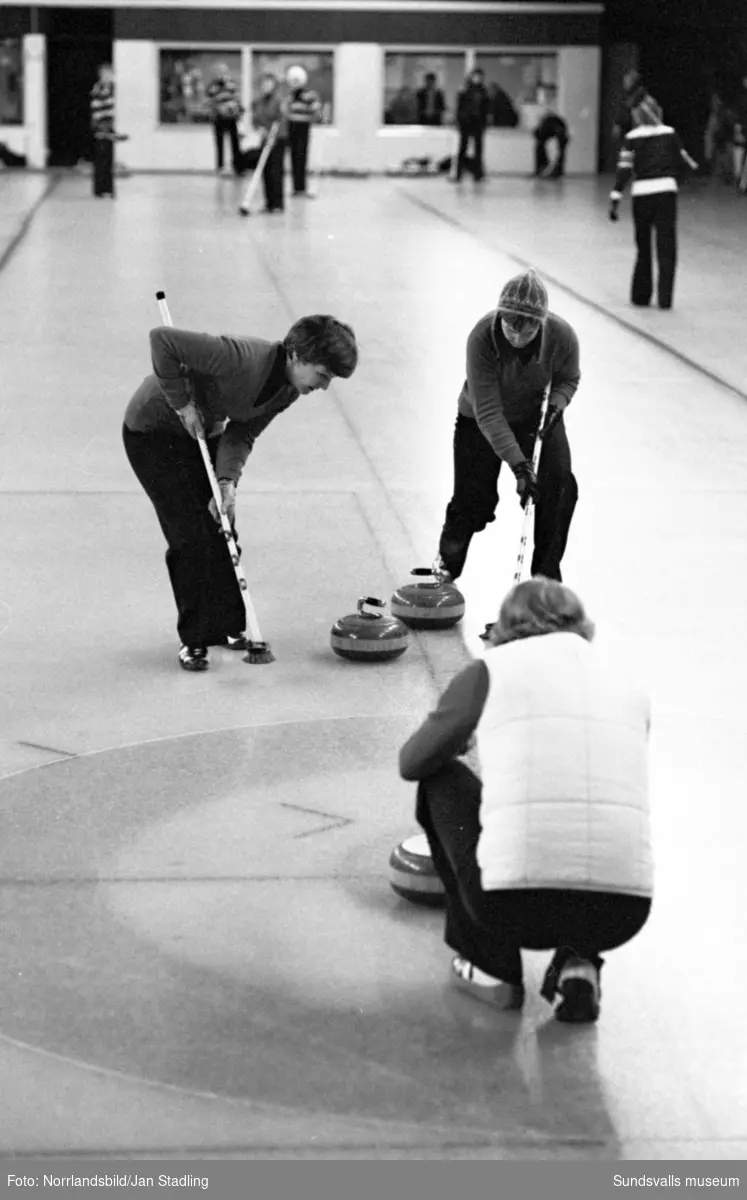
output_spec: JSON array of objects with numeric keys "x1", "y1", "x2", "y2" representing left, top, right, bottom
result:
[{"x1": 155, "y1": 290, "x2": 275, "y2": 664}]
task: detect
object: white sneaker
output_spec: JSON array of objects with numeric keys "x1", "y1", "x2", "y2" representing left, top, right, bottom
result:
[{"x1": 450, "y1": 956, "x2": 524, "y2": 1010}]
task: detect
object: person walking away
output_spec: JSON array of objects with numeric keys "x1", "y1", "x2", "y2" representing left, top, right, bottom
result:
[
  {"x1": 399, "y1": 576, "x2": 654, "y2": 1024},
  {"x1": 609, "y1": 97, "x2": 698, "y2": 310},
  {"x1": 416, "y1": 73, "x2": 446, "y2": 126},
  {"x1": 453, "y1": 69, "x2": 490, "y2": 181},
  {"x1": 207, "y1": 62, "x2": 242, "y2": 176},
  {"x1": 122, "y1": 315, "x2": 358, "y2": 671},
  {"x1": 435, "y1": 268, "x2": 580, "y2": 633},
  {"x1": 253, "y1": 73, "x2": 287, "y2": 212},
  {"x1": 285, "y1": 65, "x2": 322, "y2": 197},
  {"x1": 533, "y1": 109, "x2": 570, "y2": 178},
  {"x1": 90, "y1": 63, "x2": 116, "y2": 198}
]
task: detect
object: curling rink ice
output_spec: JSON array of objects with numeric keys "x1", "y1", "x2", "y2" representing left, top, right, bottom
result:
[{"x1": 0, "y1": 168, "x2": 745, "y2": 1161}]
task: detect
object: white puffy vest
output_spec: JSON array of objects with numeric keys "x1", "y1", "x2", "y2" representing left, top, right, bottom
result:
[{"x1": 476, "y1": 633, "x2": 654, "y2": 897}]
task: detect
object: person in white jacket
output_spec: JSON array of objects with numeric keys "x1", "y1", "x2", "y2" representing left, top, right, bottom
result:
[{"x1": 398, "y1": 576, "x2": 653, "y2": 1023}]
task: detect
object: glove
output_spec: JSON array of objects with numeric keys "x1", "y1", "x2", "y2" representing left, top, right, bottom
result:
[
  {"x1": 540, "y1": 401, "x2": 565, "y2": 441},
  {"x1": 177, "y1": 399, "x2": 205, "y2": 440},
  {"x1": 513, "y1": 460, "x2": 540, "y2": 510},
  {"x1": 209, "y1": 479, "x2": 236, "y2": 526},
  {"x1": 609, "y1": 197, "x2": 620, "y2": 222}
]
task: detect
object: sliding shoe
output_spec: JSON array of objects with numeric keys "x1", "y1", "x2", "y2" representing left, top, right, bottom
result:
[
  {"x1": 450, "y1": 956, "x2": 524, "y2": 1010},
  {"x1": 554, "y1": 958, "x2": 601, "y2": 1023}
]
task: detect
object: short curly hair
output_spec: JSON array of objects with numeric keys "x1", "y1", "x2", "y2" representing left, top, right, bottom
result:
[
  {"x1": 284, "y1": 315, "x2": 358, "y2": 379},
  {"x1": 487, "y1": 576, "x2": 595, "y2": 647}
]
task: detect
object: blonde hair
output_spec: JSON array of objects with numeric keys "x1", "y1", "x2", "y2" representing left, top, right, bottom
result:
[{"x1": 487, "y1": 576, "x2": 595, "y2": 647}]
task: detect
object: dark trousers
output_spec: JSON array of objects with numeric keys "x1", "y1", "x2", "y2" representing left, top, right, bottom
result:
[
  {"x1": 416, "y1": 761, "x2": 652, "y2": 993},
  {"x1": 534, "y1": 134, "x2": 568, "y2": 178},
  {"x1": 438, "y1": 412, "x2": 578, "y2": 582},
  {"x1": 93, "y1": 136, "x2": 114, "y2": 196},
  {"x1": 262, "y1": 137, "x2": 286, "y2": 210},
  {"x1": 456, "y1": 124, "x2": 485, "y2": 179},
  {"x1": 631, "y1": 191, "x2": 677, "y2": 309},
  {"x1": 213, "y1": 118, "x2": 241, "y2": 172},
  {"x1": 122, "y1": 425, "x2": 245, "y2": 647},
  {"x1": 288, "y1": 122, "x2": 311, "y2": 193}
]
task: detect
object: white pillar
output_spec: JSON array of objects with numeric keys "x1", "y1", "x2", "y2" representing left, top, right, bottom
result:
[
  {"x1": 23, "y1": 34, "x2": 47, "y2": 170},
  {"x1": 333, "y1": 43, "x2": 382, "y2": 172}
]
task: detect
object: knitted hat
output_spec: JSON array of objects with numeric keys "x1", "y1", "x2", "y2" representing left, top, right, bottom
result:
[
  {"x1": 497, "y1": 269, "x2": 549, "y2": 323},
  {"x1": 632, "y1": 94, "x2": 663, "y2": 125}
]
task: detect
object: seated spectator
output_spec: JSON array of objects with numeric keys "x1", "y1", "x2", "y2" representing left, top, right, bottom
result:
[{"x1": 399, "y1": 577, "x2": 654, "y2": 1024}]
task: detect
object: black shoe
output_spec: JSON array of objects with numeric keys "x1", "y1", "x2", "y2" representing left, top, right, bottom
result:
[
  {"x1": 179, "y1": 645, "x2": 209, "y2": 671},
  {"x1": 554, "y1": 959, "x2": 601, "y2": 1023}
]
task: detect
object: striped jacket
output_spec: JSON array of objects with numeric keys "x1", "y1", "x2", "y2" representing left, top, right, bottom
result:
[
  {"x1": 611, "y1": 123, "x2": 697, "y2": 200},
  {"x1": 207, "y1": 75, "x2": 241, "y2": 121},
  {"x1": 90, "y1": 81, "x2": 115, "y2": 135},
  {"x1": 286, "y1": 87, "x2": 322, "y2": 125}
]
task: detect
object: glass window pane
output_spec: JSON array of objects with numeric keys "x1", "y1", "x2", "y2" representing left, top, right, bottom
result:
[
  {"x1": 383, "y1": 52, "x2": 467, "y2": 126},
  {"x1": 159, "y1": 49, "x2": 242, "y2": 125},
  {"x1": 0, "y1": 39, "x2": 23, "y2": 125},
  {"x1": 252, "y1": 51, "x2": 334, "y2": 124},
  {"x1": 473, "y1": 52, "x2": 558, "y2": 126}
]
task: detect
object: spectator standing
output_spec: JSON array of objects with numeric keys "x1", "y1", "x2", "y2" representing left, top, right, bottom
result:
[
  {"x1": 207, "y1": 62, "x2": 242, "y2": 176},
  {"x1": 416, "y1": 73, "x2": 446, "y2": 126},
  {"x1": 454, "y1": 68, "x2": 491, "y2": 181},
  {"x1": 285, "y1": 65, "x2": 322, "y2": 197},
  {"x1": 90, "y1": 63, "x2": 116, "y2": 198}
]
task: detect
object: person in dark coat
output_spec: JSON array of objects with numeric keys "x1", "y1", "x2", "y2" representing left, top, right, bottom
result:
[
  {"x1": 122, "y1": 316, "x2": 358, "y2": 671},
  {"x1": 416, "y1": 73, "x2": 446, "y2": 126},
  {"x1": 454, "y1": 69, "x2": 491, "y2": 181}
]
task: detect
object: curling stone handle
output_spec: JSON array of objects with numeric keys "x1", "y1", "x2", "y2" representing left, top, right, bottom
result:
[
  {"x1": 358, "y1": 596, "x2": 385, "y2": 618},
  {"x1": 410, "y1": 566, "x2": 441, "y2": 587}
]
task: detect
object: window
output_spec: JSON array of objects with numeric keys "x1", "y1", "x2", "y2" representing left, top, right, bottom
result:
[
  {"x1": 0, "y1": 39, "x2": 23, "y2": 125},
  {"x1": 473, "y1": 53, "x2": 558, "y2": 127},
  {"x1": 383, "y1": 52, "x2": 466, "y2": 126},
  {"x1": 251, "y1": 51, "x2": 335, "y2": 123},
  {"x1": 159, "y1": 49, "x2": 242, "y2": 125}
]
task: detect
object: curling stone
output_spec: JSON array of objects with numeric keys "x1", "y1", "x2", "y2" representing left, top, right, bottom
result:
[
  {"x1": 391, "y1": 567, "x2": 465, "y2": 630},
  {"x1": 330, "y1": 596, "x2": 409, "y2": 662},
  {"x1": 389, "y1": 833, "x2": 445, "y2": 906}
]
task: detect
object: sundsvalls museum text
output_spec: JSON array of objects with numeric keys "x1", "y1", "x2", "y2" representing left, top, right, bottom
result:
[{"x1": 614, "y1": 1178, "x2": 740, "y2": 1189}]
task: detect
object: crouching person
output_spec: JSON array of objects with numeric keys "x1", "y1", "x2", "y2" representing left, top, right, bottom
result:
[{"x1": 398, "y1": 577, "x2": 653, "y2": 1023}]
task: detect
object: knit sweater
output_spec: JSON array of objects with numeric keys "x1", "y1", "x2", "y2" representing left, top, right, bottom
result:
[
  {"x1": 90, "y1": 81, "x2": 115, "y2": 134},
  {"x1": 611, "y1": 124, "x2": 695, "y2": 199},
  {"x1": 124, "y1": 327, "x2": 300, "y2": 484},
  {"x1": 207, "y1": 76, "x2": 241, "y2": 121},
  {"x1": 286, "y1": 87, "x2": 322, "y2": 124},
  {"x1": 457, "y1": 312, "x2": 580, "y2": 470},
  {"x1": 253, "y1": 92, "x2": 288, "y2": 140},
  {"x1": 400, "y1": 633, "x2": 653, "y2": 898}
]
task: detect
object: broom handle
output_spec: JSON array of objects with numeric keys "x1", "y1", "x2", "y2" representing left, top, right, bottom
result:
[
  {"x1": 240, "y1": 121, "x2": 280, "y2": 211},
  {"x1": 513, "y1": 386, "x2": 551, "y2": 586},
  {"x1": 155, "y1": 292, "x2": 264, "y2": 644}
]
